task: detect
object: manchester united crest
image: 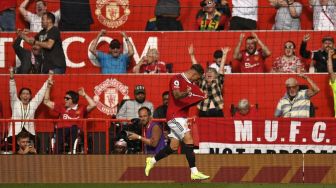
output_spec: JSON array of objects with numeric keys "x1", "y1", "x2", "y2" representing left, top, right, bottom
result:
[
  {"x1": 95, "y1": 0, "x2": 130, "y2": 29},
  {"x1": 93, "y1": 78, "x2": 129, "y2": 115}
]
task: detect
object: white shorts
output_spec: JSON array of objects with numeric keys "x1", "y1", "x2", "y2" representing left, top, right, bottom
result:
[{"x1": 167, "y1": 118, "x2": 190, "y2": 140}]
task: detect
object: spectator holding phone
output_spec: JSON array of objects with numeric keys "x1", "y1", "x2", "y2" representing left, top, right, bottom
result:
[{"x1": 17, "y1": 131, "x2": 37, "y2": 154}]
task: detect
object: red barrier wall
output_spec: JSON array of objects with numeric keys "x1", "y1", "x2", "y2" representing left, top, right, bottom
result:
[
  {"x1": 15, "y1": 0, "x2": 313, "y2": 31},
  {"x1": 1, "y1": 155, "x2": 336, "y2": 183},
  {"x1": 1, "y1": 31, "x2": 336, "y2": 74}
]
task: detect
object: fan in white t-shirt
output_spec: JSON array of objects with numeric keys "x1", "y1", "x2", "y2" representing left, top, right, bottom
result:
[{"x1": 19, "y1": 0, "x2": 60, "y2": 32}]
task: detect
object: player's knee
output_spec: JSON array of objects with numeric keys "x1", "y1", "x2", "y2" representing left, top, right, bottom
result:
[
  {"x1": 183, "y1": 133, "x2": 193, "y2": 144},
  {"x1": 183, "y1": 138, "x2": 193, "y2": 145}
]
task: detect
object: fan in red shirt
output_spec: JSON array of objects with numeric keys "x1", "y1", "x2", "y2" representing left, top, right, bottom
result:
[
  {"x1": 233, "y1": 32, "x2": 271, "y2": 73},
  {"x1": 233, "y1": 98, "x2": 258, "y2": 118},
  {"x1": 145, "y1": 64, "x2": 210, "y2": 180},
  {"x1": 44, "y1": 77, "x2": 96, "y2": 154},
  {"x1": 133, "y1": 48, "x2": 167, "y2": 74}
]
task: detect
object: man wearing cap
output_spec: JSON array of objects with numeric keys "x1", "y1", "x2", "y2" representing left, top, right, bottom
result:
[
  {"x1": 116, "y1": 85, "x2": 154, "y2": 119},
  {"x1": 300, "y1": 34, "x2": 336, "y2": 72},
  {"x1": 90, "y1": 29, "x2": 134, "y2": 74},
  {"x1": 274, "y1": 74, "x2": 320, "y2": 118}
]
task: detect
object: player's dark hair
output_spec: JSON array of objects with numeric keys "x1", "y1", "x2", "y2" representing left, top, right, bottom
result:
[{"x1": 190, "y1": 64, "x2": 204, "y2": 75}]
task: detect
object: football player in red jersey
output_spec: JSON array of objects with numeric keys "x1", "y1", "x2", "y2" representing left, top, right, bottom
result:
[{"x1": 145, "y1": 64, "x2": 210, "y2": 180}]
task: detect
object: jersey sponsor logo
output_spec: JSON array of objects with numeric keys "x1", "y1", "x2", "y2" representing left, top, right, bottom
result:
[
  {"x1": 244, "y1": 62, "x2": 260, "y2": 69},
  {"x1": 95, "y1": 0, "x2": 130, "y2": 29},
  {"x1": 173, "y1": 80, "x2": 180, "y2": 88},
  {"x1": 93, "y1": 78, "x2": 129, "y2": 115},
  {"x1": 62, "y1": 114, "x2": 80, "y2": 120}
]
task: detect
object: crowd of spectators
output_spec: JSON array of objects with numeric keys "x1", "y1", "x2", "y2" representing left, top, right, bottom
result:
[
  {"x1": 1, "y1": 0, "x2": 336, "y2": 32},
  {"x1": 1, "y1": 0, "x2": 336, "y2": 155},
  {"x1": 4, "y1": 1, "x2": 336, "y2": 75}
]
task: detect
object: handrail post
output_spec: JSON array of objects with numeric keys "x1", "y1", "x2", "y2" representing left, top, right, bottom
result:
[
  {"x1": 12, "y1": 119, "x2": 16, "y2": 154},
  {"x1": 83, "y1": 119, "x2": 88, "y2": 154},
  {"x1": 105, "y1": 119, "x2": 110, "y2": 155}
]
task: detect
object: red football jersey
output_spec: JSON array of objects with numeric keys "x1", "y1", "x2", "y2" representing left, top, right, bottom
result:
[
  {"x1": 54, "y1": 104, "x2": 88, "y2": 128},
  {"x1": 166, "y1": 73, "x2": 205, "y2": 121},
  {"x1": 140, "y1": 61, "x2": 167, "y2": 73},
  {"x1": 239, "y1": 49, "x2": 266, "y2": 73},
  {"x1": 234, "y1": 107, "x2": 258, "y2": 119}
]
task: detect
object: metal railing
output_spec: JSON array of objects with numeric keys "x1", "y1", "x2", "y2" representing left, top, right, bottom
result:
[{"x1": 0, "y1": 118, "x2": 166, "y2": 155}]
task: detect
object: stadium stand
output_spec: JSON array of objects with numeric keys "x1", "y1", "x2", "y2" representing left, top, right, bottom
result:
[{"x1": 0, "y1": 0, "x2": 336, "y2": 185}]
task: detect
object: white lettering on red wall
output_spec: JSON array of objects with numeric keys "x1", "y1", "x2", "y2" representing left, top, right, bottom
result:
[
  {"x1": 197, "y1": 119, "x2": 336, "y2": 154},
  {"x1": 0, "y1": 38, "x2": 13, "y2": 68},
  {"x1": 0, "y1": 34, "x2": 158, "y2": 70}
]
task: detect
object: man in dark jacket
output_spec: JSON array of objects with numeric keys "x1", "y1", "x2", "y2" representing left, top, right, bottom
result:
[
  {"x1": 300, "y1": 34, "x2": 336, "y2": 72},
  {"x1": 13, "y1": 29, "x2": 42, "y2": 74},
  {"x1": 20, "y1": 12, "x2": 67, "y2": 74}
]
